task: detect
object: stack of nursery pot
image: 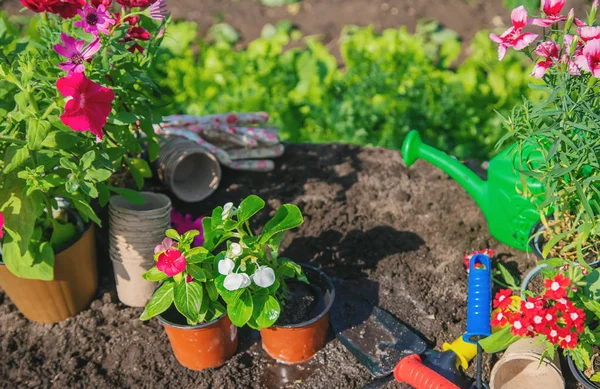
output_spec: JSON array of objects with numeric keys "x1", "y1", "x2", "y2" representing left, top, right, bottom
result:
[
  {"x1": 0, "y1": 202, "x2": 98, "y2": 323},
  {"x1": 156, "y1": 136, "x2": 221, "y2": 203},
  {"x1": 109, "y1": 192, "x2": 171, "y2": 307}
]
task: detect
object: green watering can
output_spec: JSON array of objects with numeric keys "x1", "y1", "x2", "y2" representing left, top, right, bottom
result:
[{"x1": 401, "y1": 130, "x2": 543, "y2": 251}]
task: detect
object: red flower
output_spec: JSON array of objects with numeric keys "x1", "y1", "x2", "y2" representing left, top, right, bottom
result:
[
  {"x1": 127, "y1": 26, "x2": 151, "y2": 41},
  {"x1": 509, "y1": 313, "x2": 531, "y2": 337},
  {"x1": 559, "y1": 329, "x2": 579, "y2": 349},
  {"x1": 92, "y1": 0, "x2": 112, "y2": 7},
  {"x1": 491, "y1": 310, "x2": 509, "y2": 327},
  {"x1": 530, "y1": 310, "x2": 548, "y2": 332},
  {"x1": 56, "y1": 72, "x2": 114, "y2": 140},
  {"x1": 157, "y1": 248, "x2": 187, "y2": 277},
  {"x1": 127, "y1": 43, "x2": 145, "y2": 53},
  {"x1": 564, "y1": 303, "x2": 586, "y2": 333},
  {"x1": 0, "y1": 212, "x2": 4, "y2": 239},
  {"x1": 21, "y1": 0, "x2": 85, "y2": 18},
  {"x1": 546, "y1": 327, "x2": 561, "y2": 345},
  {"x1": 116, "y1": 0, "x2": 155, "y2": 8},
  {"x1": 493, "y1": 289, "x2": 513, "y2": 309},
  {"x1": 544, "y1": 274, "x2": 571, "y2": 300},
  {"x1": 463, "y1": 249, "x2": 496, "y2": 269},
  {"x1": 521, "y1": 296, "x2": 545, "y2": 318}
]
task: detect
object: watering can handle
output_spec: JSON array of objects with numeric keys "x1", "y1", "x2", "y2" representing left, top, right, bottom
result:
[{"x1": 394, "y1": 354, "x2": 461, "y2": 389}]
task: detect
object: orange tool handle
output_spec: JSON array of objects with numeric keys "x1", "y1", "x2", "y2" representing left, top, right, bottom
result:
[{"x1": 394, "y1": 354, "x2": 461, "y2": 389}]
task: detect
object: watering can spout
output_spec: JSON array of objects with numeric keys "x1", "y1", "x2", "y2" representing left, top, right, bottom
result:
[{"x1": 401, "y1": 130, "x2": 487, "y2": 211}]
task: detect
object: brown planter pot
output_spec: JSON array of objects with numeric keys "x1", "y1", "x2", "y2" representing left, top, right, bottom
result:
[
  {"x1": 0, "y1": 225, "x2": 98, "y2": 323},
  {"x1": 158, "y1": 308, "x2": 238, "y2": 370},
  {"x1": 260, "y1": 265, "x2": 335, "y2": 364}
]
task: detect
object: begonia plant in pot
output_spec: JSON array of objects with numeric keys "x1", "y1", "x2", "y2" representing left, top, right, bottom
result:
[
  {"x1": 488, "y1": 1, "x2": 600, "y2": 385},
  {"x1": 140, "y1": 229, "x2": 237, "y2": 371},
  {"x1": 0, "y1": 0, "x2": 168, "y2": 322},
  {"x1": 204, "y1": 195, "x2": 335, "y2": 364}
]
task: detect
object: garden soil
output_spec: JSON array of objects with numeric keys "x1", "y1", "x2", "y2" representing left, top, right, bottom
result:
[{"x1": 0, "y1": 144, "x2": 583, "y2": 388}]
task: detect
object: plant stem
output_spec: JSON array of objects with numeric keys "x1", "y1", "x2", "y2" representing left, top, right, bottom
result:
[{"x1": 0, "y1": 136, "x2": 25, "y2": 145}]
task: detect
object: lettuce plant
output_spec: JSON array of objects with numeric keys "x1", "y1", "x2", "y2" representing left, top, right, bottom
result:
[
  {"x1": 204, "y1": 195, "x2": 307, "y2": 329},
  {"x1": 0, "y1": 1, "x2": 167, "y2": 279}
]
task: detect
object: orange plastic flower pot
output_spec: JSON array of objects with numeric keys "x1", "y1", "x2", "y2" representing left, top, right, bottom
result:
[
  {"x1": 260, "y1": 265, "x2": 335, "y2": 364},
  {"x1": 158, "y1": 309, "x2": 238, "y2": 371},
  {"x1": 0, "y1": 224, "x2": 97, "y2": 323}
]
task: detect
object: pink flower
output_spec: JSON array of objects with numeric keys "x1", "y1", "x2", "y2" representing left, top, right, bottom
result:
[
  {"x1": 532, "y1": 40, "x2": 560, "y2": 78},
  {"x1": 578, "y1": 27, "x2": 600, "y2": 42},
  {"x1": 149, "y1": 0, "x2": 167, "y2": 20},
  {"x1": 171, "y1": 210, "x2": 204, "y2": 247},
  {"x1": 577, "y1": 38, "x2": 600, "y2": 77},
  {"x1": 74, "y1": 3, "x2": 115, "y2": 35},
  {"x1": 154, "y1": 237, "x2": 175, "y2": 254},
  {"x1": 56, "y1": 72, "x2": 114, "y2": 140},
  {"x1": 157, "y1": 248, "x2": 186, "y2": 276},
  {"x1": 0, "y1": 212, "x2": 4, "y2": 239},
  {"x1": 532, "y1": 0, "x2": 568, "y2": 26},
  {"x1": 53, "y1": 33, "x2": 101, "y2": 73},
  {"x1": 490, "y1": 6, "x2": 538, "y2": 61}
]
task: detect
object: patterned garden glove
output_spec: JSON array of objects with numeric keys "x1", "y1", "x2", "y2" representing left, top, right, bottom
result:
[{"x1": 155, "y1": 112, "x2": 284, "y2": 172}]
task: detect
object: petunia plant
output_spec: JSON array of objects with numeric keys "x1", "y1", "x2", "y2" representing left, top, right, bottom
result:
[
  {"x1": 0, "y1": 0, "x2": 169, "y2": 280},
  {"x1": 202, "y1": 195, "x2": 308, "y2": 329},
  {"x1": 493, "y1": 0, "x2": 600, "y2": 261},
  {"x1": 139, "y1": 229, "x2": 225, "y2": 325}
]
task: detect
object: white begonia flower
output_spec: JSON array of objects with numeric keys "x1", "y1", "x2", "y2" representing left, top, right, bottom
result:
[
  {"x1": 222, "y1": 202, "x2": 237, "y2": 220},
  {"x1": 223, "y1": 273, "x2": 251, "y2": 291},
  {"x1": 218, "y1": 257, "x2": 235, "y2": 275},
  {"x1": 230, "y1": 242, "x2": 243, "y2": 258},
  {"x1": 252, "y1": 266, "x2": 276, "y2": 288}
]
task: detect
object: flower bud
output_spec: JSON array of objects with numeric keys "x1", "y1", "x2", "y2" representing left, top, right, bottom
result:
[
  {"x1": 591, "y1": 0, "x2": 599, "y2": 25},
  {"x1": 571, "y1": 285, "x2": 579, "y2": 292},
  {"x1": 565, "y1": 8, "x2": 575, "y2": 32}
]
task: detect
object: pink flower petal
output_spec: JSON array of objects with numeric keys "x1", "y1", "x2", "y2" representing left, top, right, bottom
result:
[
  {"x1": 513, "y1": 33, "x2": 538, "y2": 51},
  {"x1": 511, "y1": 6, "x2": 530, "y2": 29},
  {"x1": 542, "y1": 0, "x2": 565, "y2": 16},
  {"x1": 498, "y1": 44, "x2": 508, "y2": 61}
]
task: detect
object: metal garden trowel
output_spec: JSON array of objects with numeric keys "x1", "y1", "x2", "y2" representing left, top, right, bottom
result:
[{"x1": 331, "y1": 299, "x2": 469, "y2": 388}]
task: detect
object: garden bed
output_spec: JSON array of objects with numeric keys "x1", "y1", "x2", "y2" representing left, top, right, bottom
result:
[{"x1": 0, "y1": 143, "x2": 574, "y2": 388}]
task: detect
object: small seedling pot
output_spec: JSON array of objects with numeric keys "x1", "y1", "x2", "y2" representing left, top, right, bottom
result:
[
  {"x1": 0, "y1": 223, "x2": 98, "y2": 323},
  {"x1": 156, "y1": 136, "x2": 221, "y2": 203},
  {"x1": 490, "y1": 337, "x2": 565, "y2": 389},
  {"x1": 260, "y1": 264, "x2": 335, "y2": 364},
  {"x1": 158, "y1": 307, "x2": 238, "y2": 370},
  {"x1": 109, "y1": 192, "x2": 171, "y2": 307}
]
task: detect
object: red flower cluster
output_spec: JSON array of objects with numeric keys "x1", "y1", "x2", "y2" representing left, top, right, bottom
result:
[
  {"x1": 20, "y1": 0, "x2": 85, "y2": 18},
  {"x1": 491, "y1": 274, "x2": 585, "y2": 349},
  {"x1": 463, "y1": 249, "x2": 497, "y2": 269},
  {"x1": 116, "y1": 0, "x2": 155, "y2": 9},
  {"x1": 113, "y1": 13, "x2": 151, "y2": 53}
]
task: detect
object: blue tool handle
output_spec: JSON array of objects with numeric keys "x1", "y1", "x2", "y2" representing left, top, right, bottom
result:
[{"x1": 463, "y1": 254, "x2": 492, "y2": 344}]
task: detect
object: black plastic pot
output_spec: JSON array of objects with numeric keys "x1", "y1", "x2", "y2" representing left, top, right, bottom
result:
[
  {"x1": 568, "y1": 355, "x2": 600, "y2": 389},
  {"x1": 529, "y1": 221, "x2": 600, "y2": 267}
]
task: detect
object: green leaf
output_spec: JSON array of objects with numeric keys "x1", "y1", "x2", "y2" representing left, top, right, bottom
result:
[
  {"x1": 252, "y1": 292, "x2": 280, "y2": 329},
  {"x1": 26, "y1": 119, "x2": 50, "y2": 151},
  {"x1": 80, "y1": 151, "x2": 95, "y2": 170},
  {"x1": 186, "y1": 246, "x2": 209, "y2": 263},
  {"x1": 591, "y1": 373, "x2": 600, "y2": 382},
  {"x1": 215, "y1": 274, "x2": 245, "y2": 304},
  {"x1": 50, "y1": 220, "x2": 77, "y2": 251},
  {"x1": 142, "y1": 266, "x2": 168, "y2": 282},
  {"x1": 109, "y1": 187, "x2": 146, "y2": 205},
  {"x1": 4, "y1": 145, "x2": 30, "y2": 174},
  {"x1": 41, "y1": 130, "x2": 80, "y2": 149},
  {"x1": 165, "y1": 229, "x2": 180, "y2": 240},
  {"x1": 259, "y1": 204, "x2": 304, "y2": 243},
  {"x1": 129, "y1": 158, "x2": 152, "y2": 178},
  {"x1": 110, "y1": 111, "x2": 138, "y2": 125},
  {"x1": 479, "y1": 327, "x2": 520, "y2": 353},
  {"x1": 140, "y1": 280, "x2": 175, "y2": 321},
  {"x1": 276, "y1": 259, "x2": 302, "y2": 279},
  {"x1": 72, "y1": 199, "x2": 101, "y2": 225},
  {"x1": 496, "y1": 262, "x2": 519, "y2": 289},
  {"x1": 2, "y1": 234, "x2": 54, "y2": 280},
  {"x1": 187, "y1": 264, "x2": 207, "y2": 281},
  {"x1": 237, "y1": 195, "x2": 265, "y2": 224},
  {"x1": 59, "y1": 158, "x2": 78, "y2": 171},
  {"x1": 0, "y1": 185, "x2": 44, "y2": 255},
  {"x1": 174, "y1": 279, "x2": 203, "y2": 324},
  {"x1": 206, "y1": 280, "x2": 218, "y2": 302},
  {"x1": 85, "y1": 169, "x2": 113, "y2": 182},
  {"x1": 227, "y1": 290, "x2": 253, "y2": 327}
]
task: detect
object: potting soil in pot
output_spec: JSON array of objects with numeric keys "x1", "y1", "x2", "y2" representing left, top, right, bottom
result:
[
  {"x1": 0, "y1": 144, "x2": 585, "y2": 388},
  {"x1": 277, "y1": 282, "x2": 319, "y2": 326}
]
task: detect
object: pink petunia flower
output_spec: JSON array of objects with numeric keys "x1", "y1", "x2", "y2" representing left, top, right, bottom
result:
[
  {"x1": 157, "y1": 248, "x2": 187, "y2": 277},
  {"x1": 532, "y1": 0, "x2": 584, "y2": 27},
  {"x1": 532, "y1": 40, "x2": 560, "y2": 78},
  {"x1": 490, "y1": 6, "x2": 538, "y2": 61},
  {"x1": 578, "y1": 26, "x2": 600, "y2": 42},
  {"x1": 74, "y1": 3, "x2": 115, "y2": 35},
  {"x1": 171, "y1": 210, "x2": 204, "y2": 247},
  {"x1": 154, "y1": 237, "x2": 175, "y2": 254},
  {"x1": 577, "y1": 38, "x2": 600, "y2": 77},
  {"x1": 0, "y1": 212, "x2": 4, "y2": 239},
  {"x1": 53, "y1": 33, "x2": 101, "y2": 74},
  {"x1": 149, "y1": 0, "x2": 167, "y2": 20},
  {"x1": 56, "y1": 72, "x2": 114, "y2": 141}
]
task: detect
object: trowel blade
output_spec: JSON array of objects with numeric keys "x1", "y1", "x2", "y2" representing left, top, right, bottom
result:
[{"x1": 331, "y1": 299, "x2": 428, "y2": 378}]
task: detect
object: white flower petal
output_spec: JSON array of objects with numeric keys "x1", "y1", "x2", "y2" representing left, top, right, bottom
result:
[
  {"x1": 252, "y1": 266, "x2": 276, "y2": 288},
  {"x1": 230, "y1": 242, "x2": 242, "y2": 257},
  {"x1": 223, "y1": 273, "x2": 251, "y2": 291},
  {"x1": 218, "y1": 258, "x2": 235, "y2": 275}
]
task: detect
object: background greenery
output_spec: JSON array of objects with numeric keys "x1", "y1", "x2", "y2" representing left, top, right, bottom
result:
[{"x1": 2, "y1": 12, "x2": 545, "y2": 160}]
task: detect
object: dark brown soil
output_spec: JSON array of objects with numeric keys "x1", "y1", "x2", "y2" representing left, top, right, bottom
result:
[
  {"x1": 1, "y1": 143, "x2": 585, "y2": 388},
  {"x1": 277, "y1": 282, "x2": 317, "y2": 326}
]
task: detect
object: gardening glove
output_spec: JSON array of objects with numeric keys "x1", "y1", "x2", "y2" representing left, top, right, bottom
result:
[{"x1": 155, "y1": 112, "x2": 284, "y2": 172}]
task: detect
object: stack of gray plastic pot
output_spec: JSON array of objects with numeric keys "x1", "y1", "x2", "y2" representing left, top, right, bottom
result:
[
  {"x1": 109, "y1": 192, "x2": 171, "y2": 307},
  {"x1": 156, "y1": 136, "x2": 221, "y2": 203}
]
